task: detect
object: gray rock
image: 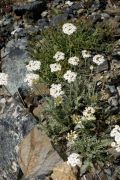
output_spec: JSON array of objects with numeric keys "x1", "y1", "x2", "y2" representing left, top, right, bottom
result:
[
  {"x1": 90, "y1": 12, "x2": 101, "y2": 24},
  {"x1": 50, "y1": 14, "x2": 68, "y2": 26},
  {"x1": 107, "y1": 85, "x2": 117, "y2": 94},
  {"x1": 101, "y1": 13, "x2": 110, "y2": 20},
  {"x1": 13, "y1": 0, "x2": 47, "y2": 20},
  {"x1": 53, "y1": 0, "x2": 63, "y2": 7},
  {"x1": 64, "y1": 7, "x2": 73, "y2": 17},
  {"x1": 0, "y1": 98, "x2": 6, "y2": 114},
  {"x1": 91, "y1": 0, "x2": 100, "y2": 10},
  {"x1": 111, "y1": 60, "x2": 120, "y2": 70},
  {"x1": 117, "y1": 86, "x2": 120, "y2": 96},
  {"x1": 0, "y1": 94, "x2": 36, "y2": 180},
  {"x1": 108, "y1": 96, "x2": 118, "y2": 107},
  {"x1": 37, "y1": 18, "x2": 49, "y2": 29},
  {"x1": 97, "y1": 60, "x2": 109, "y2": 72},
  {"x1": 1, "y1": 38, "x2": 32, "y2": 95}
]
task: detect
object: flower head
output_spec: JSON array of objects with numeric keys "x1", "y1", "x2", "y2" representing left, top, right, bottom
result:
[
  {"x1": 93, "y1": 55, "x2": 105, "y2": 65},
  {"x1": 62, "y1": 23, "x2": 77, "y2": 35},
  {"x1": 115, "y1": 132, "x2": 120, "y2": 144},
  {"x1": 26, "y1": 60, "x2": 41, "y2": 71},
  {"x1": 110, "y1": 125, "x2": 120, "y2": 137},
  {"x1": 65, "y1": 1, "x2": 73, "y2": 6},
  {"x1": 63, "y1": 70, "x2": 77, "y2": 83},
  {"x1": 0, "y1": 73, "x2": 8, "y2": 85},
  {"x1": 82, "y1": 50, "x2": 91, "y2": 58},
  {"x1": 24, "y1": 73, "x2": 39, "y2": 86},
  {"x1": 50, "y1": 84, "x2": 64, "y2": 98},
  {"x1": 71, "y1": 114, "x2": 81, "y2": 124},
  {"x1": 110, "y1": 125, "x2": 120, "y2": 153},
  {"x1": 90, "y1": 65, "x2": 94, "y2": 71},
  {"x1": 66, "y1": 130, "x2": 78, "y2": 143},
  {"x1": 50, "y1": 63, "x2": 61, "y2": 72},
  {"x1": 67, "y1": 153, "x2": 82, "y2": 167},
  {"x1": 111, "y1": 142, "x2": 116, "y2": 147},
  {"x1": 83, "y1": 107, "x2": 95, "y2": 117},
  {"x1": 68, "y1": 56, "x2": 79, "y2": 66},
  {"x1": 53, "y1": 51, "x2": 65, "y2": 61}
]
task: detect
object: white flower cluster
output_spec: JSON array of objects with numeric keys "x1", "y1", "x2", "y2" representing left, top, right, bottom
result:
[
  {"x1": 82, "y1": 50, "x2": 91, "y2": 59},
  {"x1": 62, "y1": 23, "x2": 77, "y2": 35},
  {"x1": 81, "y1": 50, "x2": 106, "y2": 66},
  {"x1": 110, "y1": 125, "x2": 120, "y2": 152},
  {"x1": 67, "y1": 153, "x2": 82, "y2": 167},
  {"x1": 50, "y1": 63, "x2": 61, "y2": 72},
  {"x1": 68, "y1": 56, "x2": 79, "y2": 66},
  {"x1": 82, "y1": 107, "x2": 96, "y2": 121},
  {"x1": 26, "y1": 60, "x2": 41, "y2": 71},
  {"x1": 63, "y1": 70, "x2": 77, "y2": 83},
  {"x1": 65, "y1": 0, "x2": 73, "y2": 6},
  {"x1": 66, "y1": 130, "x2": 78, "y2": 143},
  {"x1": 93, "y1": 54, "x2": 105, "y2": 65},
  {"x1": 50, "y1": 84, "x2": 64, "y2": 98},
  {"x1": 0, "y1": 73, "x2": 8, "y2": 85},
  {"x1": 24, "y1": 73, "x2": 39, "y2": 86},
  {"x1": 53, "y1": 51, "x2": 65, "y2": 61}
]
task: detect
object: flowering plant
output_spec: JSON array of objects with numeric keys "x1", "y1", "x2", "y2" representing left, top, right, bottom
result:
[{"x1": 28, "y1": 20, "x2": 119, "y2": 177}]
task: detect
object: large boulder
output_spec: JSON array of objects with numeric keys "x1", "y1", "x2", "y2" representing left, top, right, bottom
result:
[
  {"x1": 13, "y1": 0, "x2": 47, "y2": 20},
  {"x1": 18, "y1": 127, "x2": 63, "y2": 179},
  {"x1": 1, "y1": 38, "x2": 31, "y2": 95},
  {"x1": 0, "y1": 92, "x2": 36, "y2": 180}
]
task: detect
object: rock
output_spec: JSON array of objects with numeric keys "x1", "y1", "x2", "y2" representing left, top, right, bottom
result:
[
  {"x1": 101, "y1": 13, "x2": 110, "y2": 20},
  {"x1": 33, "y1": 103, "x2": 46, "y2": 120},
  {"x1": 51, "y1": 162, "x2": 78, "y2": 180},
  {"x1": 108, "y1": 96, "x2": 118, "y2": 106},
  {"x1": 53, "y1": 0, "x2": 63, "y2": 7},
  {"x1": 91, "y1": 0, "x2": 100, "y2": 11},
  {"x1": 13, "y1": 0, "x2": 47, "y2": 20},
  {"x1": 50, "y1": 14, "x2": 68, "y2": 26},
  {"x1": 18, "y1": 87, "x2": 30, "y2": 100},
  {"x1": 41, "y1": 10, "x2": 48, "y2": 18},
  {"x1": 37, "y1": 18, "x2": 49, "y2": 29},
  {"x1": 0, "y1": 98, "x2": 6, "y2": 114},
  {"x1": 90, "y1": 12, "x2": 102, "y2": 24},
  {"x1": 100, "y1": 89, "x2": 111, "y2": 101},
  {"x1": 81, "y1": 0, "x2": 93, "y2": 8},
  {"x1": 117, "y1": 86, "x2": 120, "y2": 96},
  {"x1": 64, "y1": 7, "x2": 74, "y2": 18},
  {"x1": 99, "y1": 0, "x2": 107, "y2": 9},
  {"x1": 111, "y1": 60, "x2": 120, "y2": 70},
  {"x1": 67, "y1": 2, "x2": 84, "y2": 17},
  {"x1": 112, "y1": 52, "x2": 120, "y2": 60},
  {"x1": 70, "y1": 2, "x2": 84, "y2": 11},
  {"x1": 0, "y1": 86, "x2": 10, "y2": 96},
  {"x1": 97, "y1": 60, "x2": 109, "y2": 72},
  {"x1": 26, "y1": 25, "x2": 40, "y2": 35},
  {"x1": 107, "y1": 85, "x2": 117, "y2": 94},
  {"x1": 77, "y1": 9, "x2": 86, "y2": 16},
  {"x1": 0, "y1": 94, "x2": 36, "y2": 179},
  {"x1": 1, "y1": 38, "x2": 32, "y2": 95},
  {"x1": 32, "y1": 83, "x2": 49, "y2": 96},
  {"x1": 18, "y1": 127, "x2": 63, "y2": 178},
  {"x1": 0, "y1": 15, "x2": 14, "y2": 49}
]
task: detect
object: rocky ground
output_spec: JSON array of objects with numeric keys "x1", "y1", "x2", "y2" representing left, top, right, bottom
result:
[{"x1": 0, "y1": 0, "x2": 120, "y2": 179}]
